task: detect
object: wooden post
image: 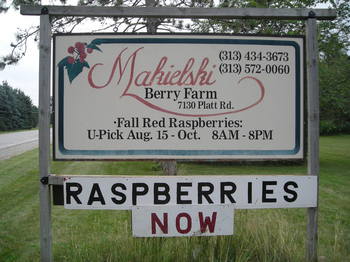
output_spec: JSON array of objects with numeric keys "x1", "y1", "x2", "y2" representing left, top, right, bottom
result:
[
  {"x1": 145, "y1": 0, "x2": 157, "y2": 33},
  {"x1": 21, "y1": 5, "x2": 337, "y2": 20},
  {"x1": 20, "y1": 4, "x2": 335, "y2": 258},
  {"x1": 306, "y1": 12, "x2": 319, "y2": 262},
  {"x1": 145, "y1": 0, "x2": 177, "y2": 176},
  {"x1": 160, "y1": 161, "x2": 177, "y2": 176},
  {"x1": 38, "y1": 7, "x2": 53, "y2": 262}
]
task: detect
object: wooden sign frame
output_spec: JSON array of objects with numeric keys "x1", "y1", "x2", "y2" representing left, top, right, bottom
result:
[{"x1": 20, "y1": 5, "x2": 336, "y2": 262}]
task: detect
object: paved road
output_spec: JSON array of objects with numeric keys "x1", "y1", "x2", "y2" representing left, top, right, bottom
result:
[{"x1": 0, "y1": 130, "x2": 39, "y2": 160}]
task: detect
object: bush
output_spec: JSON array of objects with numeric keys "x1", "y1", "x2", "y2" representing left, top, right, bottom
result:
[{"x1": 0, "y1": 81, "x2": 38, "y2": 131}]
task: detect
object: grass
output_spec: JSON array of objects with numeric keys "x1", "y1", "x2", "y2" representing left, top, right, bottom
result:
[
  {"x1": 0, "y1": 128, "x2": 38, "y2": 135},
  {"x1": 0, "y1": 135, "x2": 349, "y2": 261}
]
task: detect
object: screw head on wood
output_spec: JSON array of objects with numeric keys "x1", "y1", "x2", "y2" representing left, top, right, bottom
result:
[
  {"x1": 40, "y1": 177, "x2": 49, "y2": 185},
  {"x1": 308, "y1": 11, "x2": 316, "y2": 18},
  {"x1": 41, "y1": 7, "x2": 49, "y2": 15}
]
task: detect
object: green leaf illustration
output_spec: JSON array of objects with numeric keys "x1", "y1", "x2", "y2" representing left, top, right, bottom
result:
[
  {"x1": 58, "y1": 39, "x2": 102, "y2": 84},
  {"x1": 86, "y1": 43, "x2": 102, "y2": 52},
  {"x1": 58, "y1": 58, "x2": 90, "y2": 83}
]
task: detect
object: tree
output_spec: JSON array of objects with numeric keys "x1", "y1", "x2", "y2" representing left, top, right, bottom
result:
[
  {"x1": 191, "y1": 1, "x2": 349, "y2": 48},
  {"x1": 2, "y1": 1, "x2": 348, "y2": 67},
  {"x1": 0, "y1": 81, "x2": 17, "y2": 130},
  {"x1": 190, "y1": 0, "x2": 350, "y2": 134},
  {"x1": 31, "y1": 104, "x2": 38, "y2": 128},
  {"x1": 319, "y1": 52, "x2": 350, "y2": 134},
  {"x1": 0, "y1": 0, "x2": 214, "y2": 69},
  {"x1": 0, "y1": 81, "x2": 38, "y2": 131}
]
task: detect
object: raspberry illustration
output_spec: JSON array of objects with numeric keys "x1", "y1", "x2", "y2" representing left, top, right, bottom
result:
[
  {"x1": 59, "y1": 39, "x2": 101, "y2": 83},
  {"x1": 67, "y1": 46, "x2": 74, "y2": 54},
  {"x1": 75, "y1": 42, "x2": 85, "y2": 51},
  {"x1": 67, "y1": 56, "x2": 75, "y2": 64}
]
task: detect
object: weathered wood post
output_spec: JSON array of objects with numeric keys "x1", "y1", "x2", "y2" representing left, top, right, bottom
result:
[
  {"x1": 146, "y1": 0, "x2": 157, "y2": 33},
  {"x1": 146, "y1": 0, "x2": 177, "y2": 176},
  {"x1": 20, "y1": 5, "x2": 336, "y2": 261},
  {"x1": 306, "y1": 11, "x2": 320, "y2": 262},
  {"x1": 38, "y1": 6, "x2": 53, "y2": 262}
]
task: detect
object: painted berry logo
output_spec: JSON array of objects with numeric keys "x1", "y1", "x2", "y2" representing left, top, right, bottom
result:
[{"x1": 58, "y1": 40, "x2": 102, "y2": 83}]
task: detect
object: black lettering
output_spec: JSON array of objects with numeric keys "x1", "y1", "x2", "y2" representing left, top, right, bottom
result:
[
  {"x1": 87, "y1": 183, "x2": 106, "y2": 205},
  {"x1": 198, "y1": 182, "x2": 214, "y2": 204},
  {"x1": 220, "y1": 182, "x2": 236, "y2": 203},
  {"x1": 283, "y1": 181, "x2": 298, "y2": 202},
  {"x1": 66, "y1": 182, "x2": 82, "y2": 204},
  {"x1": 248, "y1": 182, "x2": 252, "y2": 204},
  {"x1": 177, "y1": 182, "x2": 192, "y2": 204},
  {"x1": 262, "y1": 181, "x2": 277, "y2": 203},
  {"x1": 87, "y1": 129, "x2": 96, "y2": 140},
  {"x1": 154, "y1": 183, "x2": 170, "y2": 205},
  {"x1": 132, "y1": 183, "x2": 149, "y2": 205},
  {"x1": 111, "y1": 183, "x2": 127, "y2": 205}
]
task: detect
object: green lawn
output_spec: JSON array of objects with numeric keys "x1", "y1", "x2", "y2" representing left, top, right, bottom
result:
[
  {"x1": 0, "y1": 128, "x2": 38, "y2": 135},
  {"x1": 0, "y1": 135, "x2": 349, "y2": 261}
]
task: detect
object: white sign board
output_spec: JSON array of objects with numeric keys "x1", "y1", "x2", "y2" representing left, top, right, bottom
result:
[
  {"x1": 132, "y1": 205, "x2": 234, "y2": 237},
  {"x1": 63, "y1": 175, "x2": 317, "y2": 210},
  {"x1": 54, "y1": 34, "x2": 304, "y2": 160}
]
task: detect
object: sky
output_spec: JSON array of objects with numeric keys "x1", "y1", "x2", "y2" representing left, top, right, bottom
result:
[
  {"x1": 0, "y1": 8, "x2": 40, "y2": 106},
  {"x1": 0, "y1": 3, "x2": 332, "y2": 107}
]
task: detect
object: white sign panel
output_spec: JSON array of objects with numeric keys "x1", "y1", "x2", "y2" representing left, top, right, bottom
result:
[
  {"x1": 54, "y1": 34, "x2": 304, "y2": 160},
  {"x1": 132, "y1": 205, "x2": 234, "y2": 237},
  {"x1": 63, "y1": 175, "x2": 317, "y2": 209}
]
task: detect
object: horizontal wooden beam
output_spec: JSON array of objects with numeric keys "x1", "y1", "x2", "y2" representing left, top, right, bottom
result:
[{"x1": 21, "y1": 5, "x2": 336, "y2": 20}]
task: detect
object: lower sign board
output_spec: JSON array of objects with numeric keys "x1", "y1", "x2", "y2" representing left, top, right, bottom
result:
[
  {"x1": 63, "y1": 175, "x2": 317, "y2": 210},
  {"x1": 132, "y1": 205, "x2": 234, "y2": 237}
]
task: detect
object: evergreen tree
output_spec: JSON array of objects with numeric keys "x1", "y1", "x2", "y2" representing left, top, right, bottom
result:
[{"x1": 0, "y1": 81, "x2": 38, "y2": 131}]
